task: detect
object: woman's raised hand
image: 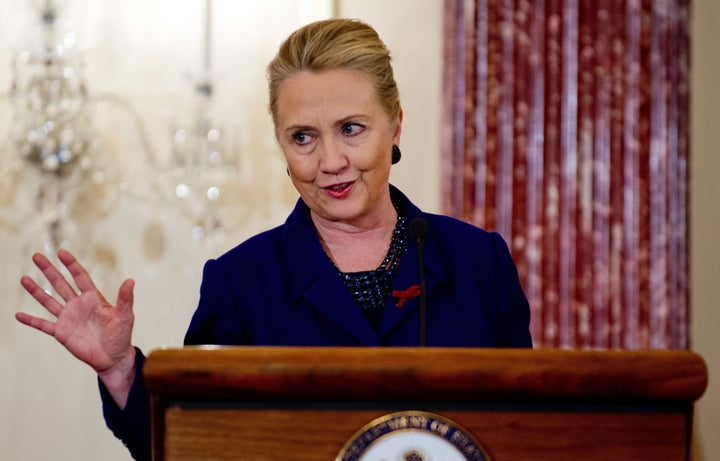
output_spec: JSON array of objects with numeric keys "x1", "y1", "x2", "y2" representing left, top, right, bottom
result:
[{"x1": 16, "y1": 249, "x2": 138, "y2": 408}]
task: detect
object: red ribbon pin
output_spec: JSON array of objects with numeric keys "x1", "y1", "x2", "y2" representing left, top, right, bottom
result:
[{"x1": 392, "y1": 285, "x2": 422, "y2": 308}]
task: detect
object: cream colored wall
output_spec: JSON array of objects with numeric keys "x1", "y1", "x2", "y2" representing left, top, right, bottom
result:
[
  {"x1": 690, "y1": 1, "x2": 720, "y2": 460},
  {"x1": 0, "y1": 1, "x2": 715, "y2": 461},
  {"x1": 0, "y1": 1, "x2": 441, "y2": 460}
]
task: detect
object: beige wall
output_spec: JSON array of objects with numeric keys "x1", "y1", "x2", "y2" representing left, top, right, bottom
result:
[
  {"x1": 0, "y1": 2, "x2": 442, "y2": 460},
  {"x1": 0, "y1": 0, "x2": 715, "y2": 460},
  {"x1": 690, "y1": 0, "x2": 720, "y2": 459}
]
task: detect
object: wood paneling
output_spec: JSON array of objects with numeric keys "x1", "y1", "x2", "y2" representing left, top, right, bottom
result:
[{"x1": 162, "y1": 408, "x2": 690, "y2": 461}]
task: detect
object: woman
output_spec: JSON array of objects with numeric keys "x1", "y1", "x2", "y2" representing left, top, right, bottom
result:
[{"x1": 16, "y1": 18, "x2": 532, "y2": 461}]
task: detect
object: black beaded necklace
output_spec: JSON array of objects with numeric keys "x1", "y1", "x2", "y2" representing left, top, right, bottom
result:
[{"x1": 337, "y1": 213, "x2": 408, "y2": 330}]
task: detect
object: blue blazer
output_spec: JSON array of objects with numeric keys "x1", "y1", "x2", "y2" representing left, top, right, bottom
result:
[
  {"x1": 184, "y1": 186, "x2": 531, "y2": 347},
  {"x1": 102, "y1": 185, "x2": 532, "y2": 461}
]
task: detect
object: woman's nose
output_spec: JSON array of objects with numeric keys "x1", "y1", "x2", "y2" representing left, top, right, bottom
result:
[{"x1": 319, "y1": 140, "x2": 349, "y2": 173}]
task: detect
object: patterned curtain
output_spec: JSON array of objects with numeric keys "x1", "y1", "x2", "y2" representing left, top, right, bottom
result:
[{"x1": 441, "y1": 0, "x2": 690, "y2": 349}]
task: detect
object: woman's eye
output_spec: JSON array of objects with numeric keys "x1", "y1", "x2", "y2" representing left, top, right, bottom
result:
[
  {"x1": 341, "y1": 123, "x2": 364, "y2": 136},
  {"x1": 292, "y1": 132, "x2": 312, "y2": 145}
]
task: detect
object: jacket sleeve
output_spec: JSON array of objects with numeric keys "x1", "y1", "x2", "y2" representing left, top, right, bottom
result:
[
  {"x1": 491, "y1": 232, "x2": 533, "y2": 347},
  {"x1": 184, "y1": 258, "x2": 247, "y2": 346},
  {"x1": 99, "y1": 348, "x2": 152, "y2": 461},
  {"x1": 98, "y1": 258, "x2": 247, "y2": 460}
]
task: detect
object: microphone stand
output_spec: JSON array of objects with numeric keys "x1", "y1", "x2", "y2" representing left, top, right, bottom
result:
[
  {"x1": 409, "y1": 217, "x2": 429, "y2": 347},
  {"x1": 417, "y1": 236, "x2": 426, "y2": 347}
]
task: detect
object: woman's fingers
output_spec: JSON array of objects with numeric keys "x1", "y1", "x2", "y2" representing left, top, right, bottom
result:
[
  {"x1": 116, "y1": 279, "x2": 135, "y2": 313},
  {"x1": 20, "y1": 275, "x2": 64, "y2": 317},
  {"x1": 32, "y1": 252, "x2": 78, "y2": 302},
  {"x1": 15, "y1": 311, "x2": 56, "y2": 337},
  {"x1": 17, "y1": 250, "x2": 136, "y2": 377},
  {"x1": 57, "y1": 249, "x2": 102, "y2": 297},
  {"x1": 30, "y1": 249, "x2": 108, "y2": 306}
]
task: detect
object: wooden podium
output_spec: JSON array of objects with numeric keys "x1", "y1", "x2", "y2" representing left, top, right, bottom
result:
[{"x1": 144, "y1": 347, "x2": 707, "y2": 461}]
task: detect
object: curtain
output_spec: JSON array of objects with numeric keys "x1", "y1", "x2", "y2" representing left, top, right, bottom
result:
[{"x1": 442, "y1": 0, "x2": 690, "y2": 349}]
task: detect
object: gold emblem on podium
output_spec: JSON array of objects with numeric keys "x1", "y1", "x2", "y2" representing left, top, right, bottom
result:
[{"x1": 336, "y1": 411, "x2": 492, "y2": 461}]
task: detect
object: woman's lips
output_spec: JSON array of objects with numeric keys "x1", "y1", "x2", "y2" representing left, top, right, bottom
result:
[{"x1": 324, "y1": 181, "x2": 354, "y2": 198}]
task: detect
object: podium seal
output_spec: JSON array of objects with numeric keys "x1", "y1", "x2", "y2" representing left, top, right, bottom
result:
[{"x1": 336, "y1": 411, "x2": 491, "y2": 461}]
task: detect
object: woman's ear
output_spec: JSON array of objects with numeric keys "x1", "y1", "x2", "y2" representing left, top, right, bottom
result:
[{"x1": 392, "y1": 109, "x2": 403, "y2": 144}]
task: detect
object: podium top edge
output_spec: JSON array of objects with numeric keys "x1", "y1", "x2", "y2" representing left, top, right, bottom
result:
[{"x1": 143, "y1": 347, "x2": 708, "y2": 403}]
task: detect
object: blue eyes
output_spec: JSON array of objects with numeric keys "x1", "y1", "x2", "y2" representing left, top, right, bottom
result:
[
  {"x1": 292, "y1": 132, "x2": 310, "y2": 145},
  {"x1": 341, "y1": 123, "x2": 362, "y2": 135},
  {"x1": 291, "y1": 123, "x2": 364, "y2": 146}
]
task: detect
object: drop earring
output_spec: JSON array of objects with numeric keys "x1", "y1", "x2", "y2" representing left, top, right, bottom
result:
[{"x1": 391, "y1": 144, "x2": 402, "y2": 164}]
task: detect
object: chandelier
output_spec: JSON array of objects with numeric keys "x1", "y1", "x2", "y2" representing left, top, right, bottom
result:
[
  {"x1": 2, "y1": 0, "x2": 242, "y2": 253},
  {"x1": 165, "y1": 0, "x2": 241, "y2": 244},
  {"x1": 5, "y1": 0, "x2": 106, "y2": 251}
]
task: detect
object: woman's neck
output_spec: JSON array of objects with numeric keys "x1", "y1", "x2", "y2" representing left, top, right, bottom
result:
[{"x1": 312, "y1": 201, "x2": 399, "y2": 273}]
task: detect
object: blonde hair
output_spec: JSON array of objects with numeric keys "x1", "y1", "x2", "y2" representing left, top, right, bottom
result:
[{"x1": 267, "y1": 18, "x2": 401, "y2": 127}]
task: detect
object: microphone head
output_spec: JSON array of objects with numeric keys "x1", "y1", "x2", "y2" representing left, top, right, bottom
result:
[{"x1": 408, "y1": 217, "x2": 429, "y2": 243}]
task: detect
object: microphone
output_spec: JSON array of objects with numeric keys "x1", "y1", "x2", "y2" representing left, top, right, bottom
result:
[{"x1": 408, "y1": 217, "x2": 429, "y2": 346}]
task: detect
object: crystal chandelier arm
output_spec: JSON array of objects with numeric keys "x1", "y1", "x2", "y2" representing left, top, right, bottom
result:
[{"x1": 90, "y1": 93, "x2": 159, "y2": 170}]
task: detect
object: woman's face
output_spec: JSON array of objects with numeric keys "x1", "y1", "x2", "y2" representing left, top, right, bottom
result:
[{"x1": 275, "y1": 69, "x2": 401, "y2": 227}]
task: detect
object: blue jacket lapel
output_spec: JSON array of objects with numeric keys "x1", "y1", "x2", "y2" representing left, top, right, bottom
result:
[
  {"x1": 281, "y1": 186, "x2": 447, "y2": 346},
  {"x1": 378, "y1": 201, "x2": 448, "y2": 341},
  {"x1": 283, "y1": 199, "x2": 381, "y2": 346}
]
